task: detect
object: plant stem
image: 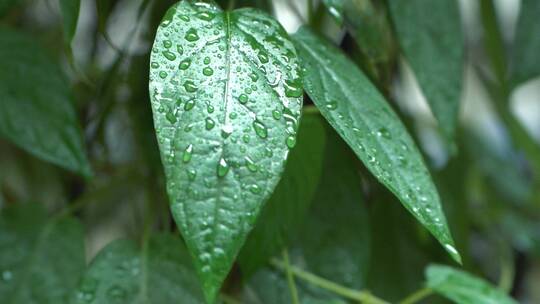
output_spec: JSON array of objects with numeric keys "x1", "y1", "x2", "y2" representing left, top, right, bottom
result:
[
  {"x1": 282, "y1": 250, "x2": 300, "y2": 304},
  {"x1": 399, "y1": 287, "x2": 433, "y2": 304},
  {"x1": 270, "y1": 258, "x2": 390, "y2": 304},
  {"x1": 221, "y1": 294, "x2": 242, "y2": 304}
]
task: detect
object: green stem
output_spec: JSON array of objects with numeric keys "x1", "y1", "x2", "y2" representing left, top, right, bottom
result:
[
  {"x1": 221, "y1": 294, "x2": 242, "y2": 304},
  {"x1": 498, "y1": 241, "x2": 515, "y2": 293},
  {"x1": 399, "y1": 288, "x2": 433, "y2": 304},
  {"x1": 282, "y1": 250, "x2": 300, "y2": 304},
  {"x1": 270, "y1": 258, "x2": 390, "y2": 304}
]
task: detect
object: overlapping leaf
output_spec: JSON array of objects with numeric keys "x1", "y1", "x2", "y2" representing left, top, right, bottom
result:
[
  {"x1": 388, "y1": 0, "x2": 464, "y2": 140},
  {"x1": 293, "y1": 27, "x2": 460, "y2": 263},
  {"x1": 0, "y1": 204, "x2": 85, "y2": 304},
  {"x1": 149, "y1": 1, "x2": 302, "y2": 302},
  {"x1": 0, "y1": 27, "x2": 91, "y2": 176},
  {"x1": 71, "y1": 234, "x2": 204, "y2": 304}
]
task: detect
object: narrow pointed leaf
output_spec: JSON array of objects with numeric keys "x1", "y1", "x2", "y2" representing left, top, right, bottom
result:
[
  {"x1": 70, "y1": 234, "x2": 204, "y2": 304},
  {"x1": 426, "y1": 264, "x2": 518, "y2": 304},
  {"x1": 59, "y1": 0, "x2": 80, "y2": 44},
  {"x1": 293, "y1": 27, "x2": 459, "y2": 263},
  {"x1": 511, "y1": 0, "x2": 540, "y2": 85},
  {"x1": 0, "y1": 27, "x2": 91, "y2": 177},
  {"x1": 239, "y1": 112, "x2": 326, "y2": 276},
  {"x1": 0, "y1": 204, "x2": 85, "y2": 304},
  {"x1": 149, "y1": 1, "x2": 302, "y2": 302},
  {"x1": 388, "y1": 0, "x2": 464, "y2": 140}
]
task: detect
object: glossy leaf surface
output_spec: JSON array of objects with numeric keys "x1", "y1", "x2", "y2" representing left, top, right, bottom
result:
[
  {"x1": 59, "y1": 0, "x2": 80, "y2": 44},
  {"x1": 293, "y1": 27, "x2": 459, "y2": 263},
  {"x1": 239, "y1": 112, "x2": 326, "y2": 276},
  {"x1": 0, "y1": 204, "x2": 85, "y2": 304},
  {"x1": 71, "y1": 234, "x2": 204, "y2": 304},
  {"x1": 426, "y1": 265, "x2": 518, "y2": 304},
  {"x1": 0, "y1": 27, "x2": 91, "y2": 176},
  {"x1": 149, "y1": 1, "x2": 302, "y2": 302},
  {"x1": 511, "y1": 0, "x2": 540, "y2": 85},
  {"x1": 388, "y1": 0, "x2": 463, "y2": 140}
]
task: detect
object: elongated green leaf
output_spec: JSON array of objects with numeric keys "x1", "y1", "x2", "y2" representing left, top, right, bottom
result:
[
  {"x1": 239, "y1": 112, "x2": 326, "y2": 276},
  {"x1": 59, "y1": 0, "x2": 80, "y2": 44},
  {"x1": 244, "y1": 268, "x2": 346, "y2": 304},
  {"x1": 71, "y1": 234, "x2": 204, "y2": 304},
  {"x1": 293, "y1": 27, "x2": 460, "y2": 263},
  {"x1": 0, "y1": 27, "x2": 91, "y2": 177},
  {"x1": 426, "y1": 265, "x2": 518, "y2": 304},
  {"x1": 149, "y1": 1, "x2": 302, "y2": 302},
  {"x1": 511, "y1": 0, "x2": 540, "y2": 85},
  {"x1": 294, "y1": 126, "x2": 370, "y2": 289},
  {"x1": 0, "y1": 204, "x2": 85, "y2": 304},
  {"x1": 388, "y1": 0, "x2": 464, "y2": 140}
]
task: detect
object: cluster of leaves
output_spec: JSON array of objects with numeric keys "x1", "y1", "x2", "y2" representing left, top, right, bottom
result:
[{"x1": 0, "y1": 0, "x2": 539, "y2": 303}]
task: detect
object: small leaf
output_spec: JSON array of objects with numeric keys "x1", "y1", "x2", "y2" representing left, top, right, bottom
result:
[
  {"x1": 244, "y1": 268, "x2": 346, "y2": 304},
  {"x1": 511, "y1": 0, "x2": 540, "y2": 85},
  {"x1": 388, "y1": 0, "x2": 464, "y2": 141},
  {"x1": 294, "y1": 126, "x2": 370, "y2": 289},
  {"x1": 426, "y1": 264, "x2": 518, "y2": 304},
  {"x1": 71, "y1": 234, "x2": 204, "y2": 304},
  {"x1": 293, "y1": 27, "x2": 460, "y2": 263},
  {"x1": 239, "y1": 112, "x2": 326, "y2": 276},
  {"x1": 0, "y1": 203, "x2": 86, "y2": 304},
  {"x1": 0, "y1": 27, "x2": 91, "y2": 177},
  {"x1": 59, "y1": 0, "x2": 80, "y2": 44},
  {"x1": 149, "y1": 1, "x2": 302, "y2": 302}
]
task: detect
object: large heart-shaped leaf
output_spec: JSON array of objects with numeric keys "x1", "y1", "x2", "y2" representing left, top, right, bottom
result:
[
  {"x1": 149, "y1": 1, "x2": 302, "y2": 302},
  {"x1": 0, "y1": 27, "x2": 91, "y2": 177},
  {"x1": 388, "y1": 0, "x2": 464, "y2": 141},
  {"x1": 293, "y1": 27, "x2": 460, "y2": 263},
  {"x1": 70, "y1": 234, "x2": 204, "y2": 304},
  {"x1": 0, "y1": 204, "x2": 86, "y2": 304},
  {"x1": 426, "y1": 264, "x2": 518, "y2": 304}
]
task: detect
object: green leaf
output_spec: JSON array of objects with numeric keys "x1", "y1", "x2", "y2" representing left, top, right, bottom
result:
[
  {"x1": 239, "y1": 112, "x2": 326, "y2": 276},
  {"x1": 0, "y1": 203, "x2": 86, "y2": 304},
  {"x1": 0, "y1": 0, "x2": 17, "y2": 17},
  {"x1": 293, "y1": 27, "x2": 460, "y2": 263},
  {"x1": 388, "y1": 0, "x2": 464, "y2": 140},
  {"x1": 244, "y1": 268, "x2": 346, "y2": 304},
  {"x1": 59, "y1": 0, "x2": 81, "y2": 44},
  {"x1": 511, "y1": 0, "x2": 540, "y2": 85},
  {"x1": 95, "y1": 0, "x2": 114, "y2": 33},
  {"x1": 426, "y1": 264, "x2": 518, "y2": 304},
  {"x1": 322, "y1": 0, "x2": 344, "y2": 25},
  {"x1": 71, "y1": 234, "x2": 204, "y2": 304},
  {"x1": 294, "y1": 126, "x2": 370, "y2": 289},
  {"x1": 149, "y1": 1, "x2": 302, "y2": 302},
  {"x1": 0, "y1": 27, "x2": 91, "y2": 177}
]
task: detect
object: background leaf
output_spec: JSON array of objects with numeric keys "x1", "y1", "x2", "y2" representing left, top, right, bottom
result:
[
  {"x1": 511, "y1": 0, "x2": 540, "y2": 85},
  {"x1": 388, "y1": 0, "x2": 464, "y2": 141},
  {"x1": 0, "y1": 204, "x2": 85, "y2": 304},
  {"x1": 149, "y1": 1, "x2": 302, "y2": 302},
  {"x1": 426, "y1": 264, "x2": 518, "y2": 304},
  {"x1": 59, "y1": 0, "x2": 80, "y2": 44},
  {"x1": 239, "y1": 112, "x2": 326, "y2": 277},
  {"x1": 71, "y1": 234, "x2": 204, "y2": 304},
  {"x1": 0, "y1": 27, "x2": 91, "y2": 177},
  {"x1": 293, "y1": 26, "x2": 460, "y2": 263}
]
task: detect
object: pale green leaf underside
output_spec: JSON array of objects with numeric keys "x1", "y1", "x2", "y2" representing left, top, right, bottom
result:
[
  {"x1": 70, "y1": 234, "x2": 204, "y2": 304},
  {"x1": 59, "y1": 0, "x2": 81, "y2": 44},
  {"x1": 293, "y1": 27, "x2": 460, "y2": 263},
  {"x1": 388, "y1": 0, "x2": 463, "y2": 140},
  {"x1": 0, "y1": 204, "x2": 85, "y2": 304},
  {"x1": 426, "y1": 265, "x2": 518, "y2": 304},
  {"x1": 149, "y1": 1, "x2": 302, "y2": 302},
  {"x1": 0, "y1": 27, "x2": 91, "y2": 177},
  {"x1": 511, "y1": 0, "x2": 540, "y2": 85}
]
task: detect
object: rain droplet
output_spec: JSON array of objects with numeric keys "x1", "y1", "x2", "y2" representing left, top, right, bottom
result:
[
  {"x1": 162, "y1": 50, "x2": 176, "y2": 61},
  {"x1": 238, "y1": 94, "x2": 248, "y2": 104},
  {"x1": 197, "y1": 11, "x2": 216, "y2": 21},
  {"x1": 248, "y1": 184, "x2": 261, "y2": 194},
  {"x1": 284, "y1": 79, "x2": 303, "y2": 98},
  {"x1": 179, "y1": 59, "x2": 191, "y2": 70},
  {"x1": 188, "y1": 169, "x2": 197, "y2": 181},
  {"x1": 245, "y1": 156, "x2": 258, "y2": 172},
  {"x1": 203, "y1": 67, "x2": 214, "y2": 76},
  {"x1": 184, "y1": 99, "x2": 195, "y2": 111},
  {"x1": 183, "y1": 80, "x2": 198, "y2": 93},
  {"x1": 286, "y1": 135, "x2": 296, "y2": 148},
  {"x1": 272, "y1": 109, "x2": 282, "y2": 120},
  {"x1": 253, "y1": 120, "x2": 268, "y2": 139},
  {"x1": 177, "y1": 45, "x2": 184, "y2": 55},
  {"x1": 377, "y1": 127, "x2": 391, "y2": 139},
  {"x1": 207, "y1": 104, "x2": 215, "y2": 113},
  {"x1": 183, "y1": 144, "x2": 193, "y2": 163},
  {"x1": 217, "y1": 158, "x2": 230, "y2": 177},
  {"x1": 205, "y1": 117, "x2": 215, "y2": 130},
  {"x1": 258, "y1": 51, "x2": 269, "y2": 63},
  {"x1": 185, "y1": 28, "x2": 200, "y2": 41},
  {"x1": 204, "y1": 57, "x2": 211, "y2": 64},
  {"x1": 326, "y1": 100, "x2": 338, "y2": 110},
  {"x1": 159, "y1": 71, "x2": 167, "y2": 79},
  {"x1": 165, "y1": 110, "x2": 177, "y2": 124},
  {"x1": 150, "y1": 62, "x2": 159, "y2": 69},
  {"x1": 221, "y1": 125, "x2": 233, "y2": 138},
  {"x1": 163, "y1": 40, "x2": 172, "y2": 48}
]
